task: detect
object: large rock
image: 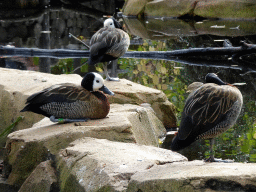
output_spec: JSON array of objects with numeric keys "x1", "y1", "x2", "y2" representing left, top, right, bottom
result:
[
  {"x1": 195, "y1": 0, "x2": 256, "y2": 20},
  {"x1": 5, "y1": 104, "x2": 166, "y2": 188},
  {"x1": 144, "y1": 0, "x2": 196, "y2": 18},
  {"x1": 105, "y1": 79, "x2": 177, "y2": 129},
  {"x1": 123, "y1": 0, "x2": 196, "y2": 18},
  {"x1": 0, "y1": 68, "x2": 177, "y2": 147},
  {"x1": 128, "y1": 160, "x2": 256, "y2": 191},
  {"x1": 19, "y1": 160, "x2": 58, "y2": 192},
  {"x1": 123, "y1": 0, "x2": 256, "y2": 20},
  {"x1": 57, "y1": 137, "x2": 187, "y2": 192},
  {"x1": 122, "y1": 0, "x2": 149, "y2": 17},
  {"x1": 0, "y1": 177, "x2": 18, "y2": 192}
]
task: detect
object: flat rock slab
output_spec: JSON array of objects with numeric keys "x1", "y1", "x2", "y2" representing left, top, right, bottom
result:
[
  {"x1": 58, "y1": 137, "x2": 187, "y2": 192},
  {"x1": 8, "y1": 104, "x2": 166, "y2": 150},
  {"x1": 128, "y1": 160, "x2": 256, "y2": 191}
]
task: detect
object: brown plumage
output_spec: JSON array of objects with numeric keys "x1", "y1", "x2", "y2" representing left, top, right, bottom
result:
[
  {"x1": 21, "y1": 72, "x2": 114, "y2": 123},
  {"x1": 171, "y1": 73, "x2": 243, "y2": 162}
]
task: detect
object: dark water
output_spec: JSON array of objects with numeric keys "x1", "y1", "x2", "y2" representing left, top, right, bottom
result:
[{"x1": 1, "y1": 1, "x2": 256, "y2": 162}]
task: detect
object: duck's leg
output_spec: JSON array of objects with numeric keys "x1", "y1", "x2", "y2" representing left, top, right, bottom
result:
[
  {"x1": 103, "y1": 61, "x2": 120, "y2": 81},
  {"x1": 50, "y1": 116, "x2": 89, "y2": 123},
  {"x1": 111, "y1": 60, "x2": 118, "y2": 77},
  {"x1": 205, "y1": 139, "x2": 215, "y2": 162}
]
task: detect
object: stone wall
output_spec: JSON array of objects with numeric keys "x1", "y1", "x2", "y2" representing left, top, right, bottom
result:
[
  {"x1": 0, "y1": 0, "x2": 125, "y2": 47},
  {"x1": 0, "y1": 10, "x2": 98, "y2": 49}
]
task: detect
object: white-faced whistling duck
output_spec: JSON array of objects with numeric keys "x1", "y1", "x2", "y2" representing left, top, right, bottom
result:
[
  {"x1": 88, "y1": 18, "x2": 130, "y2": 81},
  {"x1": 21, "y1": 72, "x2": 114, "y2": 123}
]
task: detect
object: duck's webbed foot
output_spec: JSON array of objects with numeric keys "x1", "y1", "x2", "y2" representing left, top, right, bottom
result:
[
  {"x1": 50, "y1": 116, "x2": 89, "y2": 123},
  {"x1": 204, "y1": 157, "x2": 234, "y2": 163},
  {"x1": 204, "y1": 155, "x2": 216, "y2": 162},
  {"x1": 106, "y1": 76, "x2": 120, "y2": 81}
]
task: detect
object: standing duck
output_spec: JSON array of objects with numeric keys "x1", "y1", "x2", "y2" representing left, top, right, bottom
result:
[
  {"x1": 88, "y1": 18, "x2": 130, "y2": 81},
  {"x1": 170, "y1": 73, "x2": 243, "y2": 162},
  {"x1": 21, "y1": 72, "x2": 114, "y2": 123}
]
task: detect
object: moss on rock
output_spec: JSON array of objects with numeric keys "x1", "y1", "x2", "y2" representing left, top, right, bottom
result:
[{"x1": 6, "y1": 141, "x2": 48, "y2": 188}]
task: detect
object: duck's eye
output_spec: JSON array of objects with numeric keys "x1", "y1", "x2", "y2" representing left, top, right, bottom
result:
[
  {"x1": 96, "y1": 80, "x2": 100, "y2": 83},
  {"x1": 110, "y1": 23, "x2": 113, "y2": 25}
]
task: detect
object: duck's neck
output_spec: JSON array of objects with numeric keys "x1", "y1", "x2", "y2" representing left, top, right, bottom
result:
[
  {"x1": 92, "y1": 91, "x2": 108, "y2": 101},
  {"x1": 206, "y1": 76, "x2": 227, "y2": 85},
  {"x1": 92, "y1": 91, "x2": 110, "y2": 117}
]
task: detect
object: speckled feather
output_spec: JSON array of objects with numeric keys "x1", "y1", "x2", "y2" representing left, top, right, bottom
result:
[{"x1": 22, "y1": 83, "x2": 110, "y2": 119}]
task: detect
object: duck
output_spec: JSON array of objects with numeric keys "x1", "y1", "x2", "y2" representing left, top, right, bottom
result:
[
  {"x1": 170, "y1": 73, "x2": 243, "y2": 162},
  {"x1": 20, "y1": 72, "x2": 114, "y2": 123},
  {"x1": 88, "y1": 18, "x2": 130, "y2": 81}
]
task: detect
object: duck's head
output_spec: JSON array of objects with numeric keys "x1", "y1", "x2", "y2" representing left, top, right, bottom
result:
[
  {"x1": 104, "y1": 18, "x2": 123, "y2": 29},
  {"x1": 81, "y1": 72, "x2": 115, "y2": 95},
  {"x1": 205, "y1": 73, "x2": 227, "y2": 85}
]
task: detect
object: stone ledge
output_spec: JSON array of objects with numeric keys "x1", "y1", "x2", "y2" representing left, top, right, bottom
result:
[{"x1": 128, "y1": 160, "x2": 256, "y2": 191}]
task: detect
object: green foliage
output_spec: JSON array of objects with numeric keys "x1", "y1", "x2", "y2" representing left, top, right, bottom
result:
[
  {"x1": 120, "y1": 39, "x2": 190, "y2": 125},
  {"x1": 80, "y1": 64, "x2": 88, "y2": 73},
  {"x1": 206, "y1": 100, "x2": 256, "y2": 162},
  {"x1": 0, "y1": 116, "x2": 24, "y2": 142},
  {"x1": 51, "y1": 58, "x2": 74, "y2": 74},
  {"x1": 33, "y1": 57, "x2": 39, "y2": 66}
]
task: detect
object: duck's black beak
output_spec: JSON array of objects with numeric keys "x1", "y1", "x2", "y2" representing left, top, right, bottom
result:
[{"x1": 99, "y1": 85, "x2": 115, "y2": 96}]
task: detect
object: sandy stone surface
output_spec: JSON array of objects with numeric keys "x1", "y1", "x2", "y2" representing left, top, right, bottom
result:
[
  {"x1": 128, "y1": 160, "x2": 256, "y2": 191},
  {"x1": 58, "y1": 137, "x2": 187, "y2": 191}
]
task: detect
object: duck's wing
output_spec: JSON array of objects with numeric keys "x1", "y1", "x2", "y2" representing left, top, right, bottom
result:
[
  {"x1": 178, "y1": 83, "x2": 240, "y2": 140},
  {"x1": 90, "y1": 28, "x2": 129, "y2": 59},
  {"x1": 25, "y1": 83, "x2": 92, "y2": 105},
  {"x1": 90, "y1": 28, "x2": 124, "y2": 47}
]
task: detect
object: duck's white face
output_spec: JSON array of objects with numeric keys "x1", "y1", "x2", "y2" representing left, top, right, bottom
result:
[
  {"x1": 92, "y1": 72, "x2": 104, "y2": 91},
  {"x1": 104, "y1": 18, "x2": 115, "y2": 29}
]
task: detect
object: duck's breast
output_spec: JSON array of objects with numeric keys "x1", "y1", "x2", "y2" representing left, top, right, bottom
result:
[{"x1": 87, "y1": 91, "x2": 110, "y2": 119}]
